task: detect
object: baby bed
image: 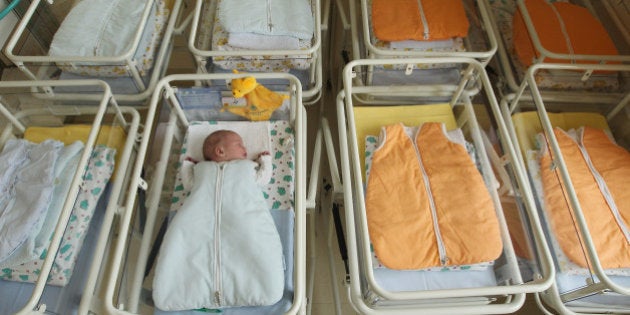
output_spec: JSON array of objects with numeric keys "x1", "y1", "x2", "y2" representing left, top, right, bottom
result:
[
  {"x1": 346, "y1": 0, "x2": 498, "y2": 88},
  {"x1": 326, "y1": 57, "x2": 555, "y2": 314},
  {"x1": 487, "y1": 0, "x2": 630, "y2": 94},
  {"x1": 78, "y1": 72, "x2": 308, "y2": 315},
  {"x1": 3, "y1": 0, "x2": 186, "y2": 104},
  {"x1": 0, "y1": 80, "x2": 140, "y2": 315},
  {"x1": 187, "y1": 0, "x2": 323, "y2": 105},
  {"x1": 500, "y1": 62, "x2": 630, "y2": 314}
]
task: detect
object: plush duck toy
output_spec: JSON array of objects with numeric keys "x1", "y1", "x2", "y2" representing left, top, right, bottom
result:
[{"x1": 223, "y1": 70, "x2": 289, "y2": 121}]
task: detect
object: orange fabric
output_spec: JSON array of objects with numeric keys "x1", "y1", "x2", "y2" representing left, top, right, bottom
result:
[
  {"x1": 540, "y1": 127, "x2": 630, "y2": 269},
  {"x1": 365, "y1": 123, "x2": 502, "y2": 270},
  {"x1": 372, "y1": 0, "x2": 469, "y2": 41},
  {"x1": 513, "y1": 0, "x2": 619, "y2": 67}
]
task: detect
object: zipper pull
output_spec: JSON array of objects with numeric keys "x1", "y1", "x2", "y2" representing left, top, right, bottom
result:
[
  {"x1": 214, "y1": 291, "x2": 222, "y2": 306},
  {"x1": 440, "y1": 256, "x2": 449, "y2": 266}
]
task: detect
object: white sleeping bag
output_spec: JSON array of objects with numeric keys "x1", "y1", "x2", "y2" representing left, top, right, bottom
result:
[{"x1": 153, "y1": 159, "x2": 284, "y2": 311}]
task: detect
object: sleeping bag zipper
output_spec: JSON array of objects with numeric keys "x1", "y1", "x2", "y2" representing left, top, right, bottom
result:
[
  {"x1": 416, "y1": 0, "x2": 430, "y2": 40},
  {"x1": 214, "y1": 164, "x2": 225, "y2": 306},
  {"x1": 412, "y1": 131, "x2": 448, "y2": 265},
  {"x1": 266, "y1": 0, "x2": 273, "y2": 32},
  {"x1": 576, "y1": 135, "x2": 630, "y2": 243}
]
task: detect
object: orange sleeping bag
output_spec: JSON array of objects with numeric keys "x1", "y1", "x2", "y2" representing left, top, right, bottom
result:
[
  {"x1": 512, "y1": 0, "x2": 619, "y2": 67},
  {"x1": 371, "y1": 0, "x2": 469, "y2": 42},
  {"x1": 365, "y1": 123, "x2": 502, "y2": 270},
  {"x1": 540, "y1": 127, "x2": 630, "y2": 269}
]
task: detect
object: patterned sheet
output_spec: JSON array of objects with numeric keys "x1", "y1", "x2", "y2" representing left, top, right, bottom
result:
[
  {"x1": 364, "y1": 134, "x2": 495, "y2": 271},
  {"x1": 202, "y1": 0, "x2": 314, "y2": 72},
  {"x1": 0, "y1": 145, "x2": 115, "y2": 286},
  {"x1": 169, "y1": 121, "x2": 295, "y2": 213},
  {"x1": 488, "y1": 0, "x2": 620, "y2": 91},
  {"x1": 57, "y1": 0, "x2": 170, "y2": 77}
]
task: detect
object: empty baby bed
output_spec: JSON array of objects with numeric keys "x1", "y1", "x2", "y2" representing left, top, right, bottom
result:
[
  {"x1": 188, "y1": 0, "x2": 323, "y2": 104},
  {"x1": 346, "y1": 0, "x2": 498, "y2": 87},
  {"x1": 500, "y1": 62, "x2": 630, "y2": 314},
  {"x1": 325, "y1": 57, "x2": 554, "y2": 314},
  {"x1": 0, "y1": 80, "x2": 141, "y2": 315},
  {"x1": 487, "y1": 0, "x2": 630, "y2": 93},
  {"x1": 80, "y1": 73, "x2": 308, "y2": 315},
  {"x1": 3, "y1": 0, "x2": 185, "y2": 103}
]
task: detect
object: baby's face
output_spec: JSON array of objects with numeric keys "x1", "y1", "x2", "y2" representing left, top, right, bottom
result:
[{"x1": 221, "y1": 133, "x2": 248, "y2": 160}]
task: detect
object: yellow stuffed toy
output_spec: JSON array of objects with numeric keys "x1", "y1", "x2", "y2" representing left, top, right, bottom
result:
[{"x1": 223, "y1": 70, "x2": 289, "y2": 121}]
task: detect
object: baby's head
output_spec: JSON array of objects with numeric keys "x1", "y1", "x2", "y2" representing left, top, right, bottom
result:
[{"x1": 202, "y1": 130, "x2": 247, "y2": 162}]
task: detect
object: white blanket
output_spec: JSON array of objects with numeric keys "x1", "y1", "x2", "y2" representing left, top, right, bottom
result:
[{"x1": 153, "y1": 159, "x2": 284, "y2": 311}]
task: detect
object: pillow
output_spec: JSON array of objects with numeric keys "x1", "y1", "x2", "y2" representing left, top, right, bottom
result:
[{"x1": 49, "y1": 0, "x2": 147, "y2": 57}]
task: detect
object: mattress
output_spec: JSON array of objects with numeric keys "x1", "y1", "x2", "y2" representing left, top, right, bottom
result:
[{"x1": 488, "y1": 0, "x2": 621, "y2": 91}]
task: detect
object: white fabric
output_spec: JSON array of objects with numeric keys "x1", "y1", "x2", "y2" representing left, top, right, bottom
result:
[
  {"x1": 0, "y1": 141, "x2": 83, "y2": 268},
  {"x1": 49, "y1": 0, "x2": 148, "y2": 57},
  {"x1": 218, "y1": 0, "x2": 314, "y2": 40},
  {"x1": 227, "y1": 33, "x2": 301, "y2": 50},
  {"x1": 0, "y1": 139, "x2": 63, "y2": 261},
  {"x1": 153, "y1": 159, "x2": 284, "y2": 310}
]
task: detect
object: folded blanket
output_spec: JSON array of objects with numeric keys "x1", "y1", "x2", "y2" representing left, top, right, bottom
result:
[
  {"x1": 218, "y1": 0, "x2": 314, "y2": 40},
  {"x1": 372, "y1": 0, "x2": 469, "y2": 41}
]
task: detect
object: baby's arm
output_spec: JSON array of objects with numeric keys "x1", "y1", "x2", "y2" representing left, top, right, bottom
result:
[{"x1": 255, "y1": 151, "x2": 273, "y2": 185}]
